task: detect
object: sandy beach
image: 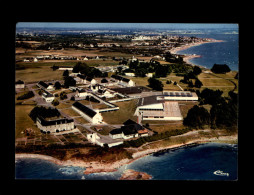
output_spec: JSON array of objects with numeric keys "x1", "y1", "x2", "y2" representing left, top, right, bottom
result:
[
  {"x1": 15, "y1": 133, "x2": 237, "y2": 176},
  {"x1": 170, "y1": 38, "x2": 224, "y2": 67}
]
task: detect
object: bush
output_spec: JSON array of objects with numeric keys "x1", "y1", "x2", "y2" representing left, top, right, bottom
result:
[{"x1": 52, "y1": 99, "x2": 59, "y2": 106}]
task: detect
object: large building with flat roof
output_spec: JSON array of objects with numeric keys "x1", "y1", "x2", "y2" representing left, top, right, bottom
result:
[
  {"x1": 134, "y1": 95, "x2": 183, "y2": 121},
  {"x1": 161, "y1": 91, "x2": 198, "y2": 101}
]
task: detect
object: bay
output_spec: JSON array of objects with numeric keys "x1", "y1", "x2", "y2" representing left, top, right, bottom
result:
[{"x1": 176, "y1": 33, "x2": 239, "y2": 71}]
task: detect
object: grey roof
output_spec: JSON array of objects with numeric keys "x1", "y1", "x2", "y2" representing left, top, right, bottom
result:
[
  {"x1": 15, "y1": 80, "x2": 24, "y2": 84},
  {"x1": 72, "y1": 101, "x2": 97, "y2": 118},
  {"x1": 109, "y1": 128, "x2": 122, "y2": 135},
  {"x1": 37, "y1": 115, "x2": 73, "y2": 126},
  {"x1": 137, "y1": 95, "x2": 164, "y2": 107},
  {"x1": 43, "y1": 91, "x2": 54, "y2": 97},
  {"x1": 38, "y1": 81, "x2": 48, "y2": 88},
  {"x1": 111, "y1": 74, "x2": 130, "y2": 83}
]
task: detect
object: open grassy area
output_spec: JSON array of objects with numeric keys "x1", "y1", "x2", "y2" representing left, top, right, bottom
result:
[
  {"x1": 15, "y1": 104, "x2": 40, "y2": 139},
  {"x1": 101, "y1": 99, "x2": 138, "y2": 124},
  {"x1": 16, "y1": 65, "x2": 63, "y2": 82},
  {"x1": 60, "y1": 108, "x2": 82, "y2": 117},
  {"x1": 198, "y1": 72, "x2": 238, "y2": 96}
]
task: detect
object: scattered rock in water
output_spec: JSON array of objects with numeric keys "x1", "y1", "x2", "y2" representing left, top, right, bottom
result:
[{"x1": 119, "y1": 169, "x2": 152, "y2": 180}]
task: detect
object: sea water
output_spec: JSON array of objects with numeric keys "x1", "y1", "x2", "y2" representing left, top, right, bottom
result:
[
  {"x1": 15, "y1": 143, "x2": 237, "y2": 180},
  {"x1": 176, "y1": 31, "x2": 239, "y2": 71}
]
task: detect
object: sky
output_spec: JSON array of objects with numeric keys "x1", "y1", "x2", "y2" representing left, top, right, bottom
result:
[{"x1": 16, "y1": 22, "x2": 238, "y2": 30}]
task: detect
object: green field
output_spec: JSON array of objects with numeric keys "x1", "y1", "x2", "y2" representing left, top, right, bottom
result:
[
  {"x1": 101, "y1": 99, "x2": 138, "y2": 124},
  {"x1": 15, "y1": 104, "x2": 40, "y2": 138}
]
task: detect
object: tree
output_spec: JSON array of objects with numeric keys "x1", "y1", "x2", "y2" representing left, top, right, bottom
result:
[
  {"x1": 52, "y1": 65, "x2": 59, "y2": 71},
  {"x1": 135, "y1": 68, "x2": 148, "y2": 77},
  {"x1": 54, "y1": 81, "x2": 62, "y2": 90},
  {"x1": 194, "y1": 78, "x2": 203, "y2": 88},
  {"x1": 193, "y1": 66, "x2": 202, "y2": 75},
  {"x1": 51, "y1": 99, "x2": 59, "y2": 106},
  {"x1": 211, "y1": 64, "x2": 231, "y2": 74},
  {"x1": 166, "y1": 80, "x2": 171, "y2": 84},
  {"x1": 199, "y1": 88, "x2": 224, "y2": 105},
  {"x1": 148, "y1": 77, "x2": 163, "y2": 91},
  {"x1": 154, "y1": 64, "x2": 170, "y2": 78},
  {"x1": 60, "y1": 92, "x2": 68, "y2": 100},
  {"x1": 72, "y1": 62, "x2": 90, "y2": 74},
  {"x1": 64, "y1": 76, "x2": 76, "y2": 88},
  {"x1": 63, "y1": 70, "x2": 69, "y2": 77},
  {"x1": 210, "y1": 91, "x2": 238, "y2": 130},
  {"x1": 101, "y1": 78, "x2": 108, "y2": 83},
  {"x1": 183, "y1": 105, "x2": 210, "y2": 129}
]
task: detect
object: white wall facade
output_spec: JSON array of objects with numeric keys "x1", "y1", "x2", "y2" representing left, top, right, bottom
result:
[
  {"x1": 72, "y1": 105, "x2": 103, "y2": 124},
  {"x1": 36, "y1": 119, "x2": 75, "y2": 133}
]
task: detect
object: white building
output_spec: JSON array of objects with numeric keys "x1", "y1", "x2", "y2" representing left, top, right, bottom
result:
[
  {"x1": 42, "y1": 91, "x2": 55, "y2": 102},
  {"x1": 134, "y1": 95, "x2": 183, "y2": 121},
  {"x1": 75, "y1": 89, "x2": 88, "y2": 98},
  {"x1": 145, "y1": 73, "x2": 153, "y2": 78},
  {"x1": 36, "y1": 116, "x2": 75, "y2": 134},
  {"x1": 109, "y1": 119, "x2": 146, "y2": 140},
  {"x1": 15, "y1": 80, "x2": 25, "y2": 89},
  {"x1": 125, "y1": 72, "x2": 135, "y2": 77},
  {"x1": 87, "y1": 132, "x2": 123, "y2": 148},
  {"x1": 75, "y1": 74, "x2": 97, "y2": 85},
  {"x1": 72, "y1": 101, "x2": 103, "y2": 124},
  {"x1": 37, "y1": 81, "x2": 55, "y2": 91},
  {"x1": 161, "y1": 91, "x2": 199, "y2": 101},
  {"x1": 58, "y1": 66, "x2": 73, "y2": 71},
  {"x1": 111, "y1": 75, "x2": 135, "y2": 87}
]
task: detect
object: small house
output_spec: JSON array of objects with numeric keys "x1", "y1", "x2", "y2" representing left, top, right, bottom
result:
[{"x1": 15, "y1": 80, "x2": 25, "y2": 89}]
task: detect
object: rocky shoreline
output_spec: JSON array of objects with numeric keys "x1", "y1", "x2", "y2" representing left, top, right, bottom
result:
[{"x1": 15, "y1": 133, "x2": 237, "y2": 178}]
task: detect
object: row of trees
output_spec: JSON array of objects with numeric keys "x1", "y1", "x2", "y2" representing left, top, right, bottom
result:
[{"x1": 17, "y1": 91, "x2": 34, "y2": 100}]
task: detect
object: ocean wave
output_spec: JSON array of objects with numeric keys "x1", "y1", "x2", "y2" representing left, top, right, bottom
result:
[{"x1": 57, "y1": 166, "x2": 85, "y2": 175}]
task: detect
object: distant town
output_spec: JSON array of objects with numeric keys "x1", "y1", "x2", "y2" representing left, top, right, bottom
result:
[{"x1": 15, "y1": 26, "x2": 238, "y2": 175}]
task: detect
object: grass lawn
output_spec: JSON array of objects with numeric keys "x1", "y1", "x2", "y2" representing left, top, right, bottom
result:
[
  {"x1": 101, "y1": 99, "x2": 138, "y2": 124},
  {"x1": 16, "y1": 65, "x2": 63, "y2": 82},
  {"x1": 198, "y1": 72, "x2": 238, "y2": 97},
  {"x1": 60, "y1": 108, "x2": 82, "y2": 117},
  {"x1": 74, "y1": 117, "x2": 90, "y2": 124},
  {"x1": 15, "y1": 104, "x2": 40, "y2": 139},
  {"x1": 127, "y1": 77, "x2": 150, "y2": 87}
]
